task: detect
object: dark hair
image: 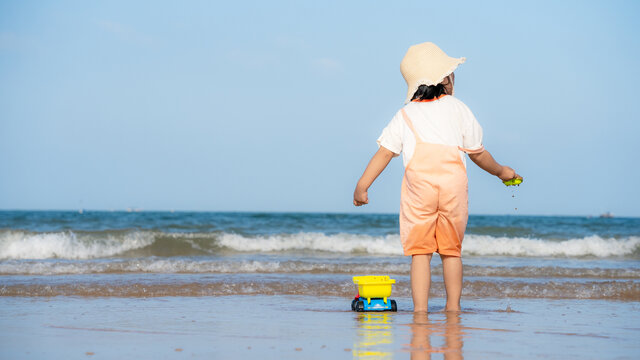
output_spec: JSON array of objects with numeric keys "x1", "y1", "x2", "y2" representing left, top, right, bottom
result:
[{"x1": 410, "y1": 83, "x2": 447, "y2": 101}]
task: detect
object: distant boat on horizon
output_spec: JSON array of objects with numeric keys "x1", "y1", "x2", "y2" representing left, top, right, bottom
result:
[{"x1": 599, "y1": 212, "x2": 614, "y2": 218}]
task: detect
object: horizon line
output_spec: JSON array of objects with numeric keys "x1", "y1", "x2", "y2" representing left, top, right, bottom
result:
[{"x1": 0, "y1": 208, "x2": 635, "y2": 219}]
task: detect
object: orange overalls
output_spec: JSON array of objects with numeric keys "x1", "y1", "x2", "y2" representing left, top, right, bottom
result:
[{"x1": 399, "y1": 108, "x2": 475, "y2": 257}]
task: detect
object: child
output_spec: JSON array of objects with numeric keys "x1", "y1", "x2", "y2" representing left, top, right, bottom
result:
[{"x1": 353, "y1": 42, "x2": 521, "y2": 312}]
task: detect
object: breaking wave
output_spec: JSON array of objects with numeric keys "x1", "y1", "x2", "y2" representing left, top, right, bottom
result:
[
  {"x1": 0, "y1": 230, "x2": 154, "y2": 260},
  {"x1": 0, "y1": 230, "x2": 639, "y2": 259},
  {"x1": 462, "y1": 235, "x2": 640, "y2": 257}
]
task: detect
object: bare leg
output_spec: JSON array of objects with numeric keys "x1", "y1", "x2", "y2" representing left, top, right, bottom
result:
[
  {"x1": 441, "y1": 255, "x2": 462, "y2": 311},
  {"x1": 411, "y1": 254, "x2": 433, "y2": 312}
]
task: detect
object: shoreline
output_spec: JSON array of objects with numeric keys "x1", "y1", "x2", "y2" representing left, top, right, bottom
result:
[{"x1": 2, "y1": 271, "x2": 639, "y2": 301}]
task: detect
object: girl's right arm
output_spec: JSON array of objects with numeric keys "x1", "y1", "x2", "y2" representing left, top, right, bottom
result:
[
  {"x1": 353, "y1": 147, "x2": 396, "y2": 206},
  {"x1": 469, "y1": 150, "x2": 521, "y2": 181}
]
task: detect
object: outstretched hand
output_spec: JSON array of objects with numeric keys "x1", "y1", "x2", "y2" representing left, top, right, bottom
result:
[
  {"x1": 498, "y1": 166, "x2": 522, "y2": 182},
  {"x1": 468, "y1": 150, "x2": 522, "y2": 183}
]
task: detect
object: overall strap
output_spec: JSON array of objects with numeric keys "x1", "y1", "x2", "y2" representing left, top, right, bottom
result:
[{"x1": 400, "y1": 109, "x2": 422, "y2": 143}]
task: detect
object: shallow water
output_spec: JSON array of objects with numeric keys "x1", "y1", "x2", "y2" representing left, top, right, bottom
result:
[{"x1": 1, "y1": 272, "x2": 639, "y2": 301}]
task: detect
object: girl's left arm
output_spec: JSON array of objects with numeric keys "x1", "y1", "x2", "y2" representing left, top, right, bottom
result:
[{"x1": 353, "y1": 147, "x2": 396, "y2": 206}]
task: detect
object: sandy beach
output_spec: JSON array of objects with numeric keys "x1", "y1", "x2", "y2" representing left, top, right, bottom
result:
[{"x1": 1, "y1": 295, "x2": 639, "y2": 359}]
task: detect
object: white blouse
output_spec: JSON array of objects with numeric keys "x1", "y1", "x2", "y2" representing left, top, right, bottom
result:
[{"x1": 376, "y1": 95, "x2": 484, "y2": 167}]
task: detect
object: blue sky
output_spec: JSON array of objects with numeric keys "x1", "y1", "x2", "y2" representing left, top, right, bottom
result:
[{"x1": 1, "y1": 1, "x2": 639, "y2": 216}]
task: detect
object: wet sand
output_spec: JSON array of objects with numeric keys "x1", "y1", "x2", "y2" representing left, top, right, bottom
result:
[{"x1": 1, "y1": 295, "x2": 638, "y2": 359}]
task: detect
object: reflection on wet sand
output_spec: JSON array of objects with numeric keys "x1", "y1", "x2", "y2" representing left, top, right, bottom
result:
[
  {"x1": 408, "y1": 312, "x2": 463, "y2": 360},
  {"x1": 353, "y1": 312, "x2": 394, "y2": 359},
  {"x1": 353, "y1": 311, "x2": 464, "y2": 360}
]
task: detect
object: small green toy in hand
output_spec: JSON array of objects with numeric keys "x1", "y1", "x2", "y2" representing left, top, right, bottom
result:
[{"x1": 503, "y1": 178, "x2": 523, "y2": 186}]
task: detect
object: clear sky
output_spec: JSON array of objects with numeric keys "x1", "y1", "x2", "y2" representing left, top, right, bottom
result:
[{"x1": 1, "y1": 1, "x2": 639, "y2": 216}]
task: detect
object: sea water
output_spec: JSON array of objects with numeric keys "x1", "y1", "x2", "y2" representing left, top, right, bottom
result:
[{"x1": 0, "y1": 211, "x2": 638, "y2": 301}]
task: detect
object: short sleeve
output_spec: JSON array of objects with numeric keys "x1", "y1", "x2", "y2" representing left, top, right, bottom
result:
[
  {"x1": 376, "y1": 111, "x2": 403, "y2": 155},
  {"x1": 458, "y1": 101, "x2": 484, "y2": 153}
]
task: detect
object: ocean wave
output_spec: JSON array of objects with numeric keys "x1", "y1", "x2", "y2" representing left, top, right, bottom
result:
[
  {"x1": 218, "y1": 233, "x2": 640, "y2": 258},
  {"x1": 217, "y1": 232, "x2": 402, "y2": 255},
  {"x1": 462, "y1": 235, "x2": 640, "y2": 257},
  {"x1": 0, "y1": 230, "x2": 639, "y2": 259},
  {"x1": 0, "y1": 230, "x2": 154, "y2": 260}
]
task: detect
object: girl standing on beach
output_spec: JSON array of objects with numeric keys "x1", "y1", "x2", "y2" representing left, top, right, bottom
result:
[{"x1": 353, "y1": 42, "x2": 521, "y2": 312}]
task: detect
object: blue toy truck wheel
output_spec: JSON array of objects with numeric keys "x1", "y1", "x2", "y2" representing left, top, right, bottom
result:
[{"x1": 352, "y1": 297, "x2": 396, "y2": 312}]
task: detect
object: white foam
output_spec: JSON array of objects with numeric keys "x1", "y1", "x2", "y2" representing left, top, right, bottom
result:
[
  {"x1": 0, "y1": 230, "x2": 638, "y2": 260},
  {"x1": 218, "y1": 232, "x2": 640, "y2": 258},
  {"x1": 0, "y1": 259, "x2": 282, "y2": 275},
  {"x1": 0, "y1": 258, "x2": 413, "y2": 275},
  {"x1": 462, "y1": 235, "x2": 640, "y2": 257},
  {"x1": 217, "y1": 232, "x2": 404, "y2": 255},
  {"x1": 0, "y1": 231, "x2": 154, "y2": 260}
]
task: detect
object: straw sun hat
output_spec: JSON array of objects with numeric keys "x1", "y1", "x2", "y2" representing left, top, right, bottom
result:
[{"x1": 400, "y1": 42, "x2": 466, "y2": 104}]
